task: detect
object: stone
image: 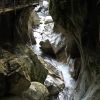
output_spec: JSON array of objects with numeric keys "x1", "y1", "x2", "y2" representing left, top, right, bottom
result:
[
  {"x1": 15, "y1": 8, "x2": 38, "y2": 45},
  {"x1": 23, "y1": 82, "x2": 49, "y2": 100},
  {"x1": 1, "y1": 81, "x2": 49, "y2": 100},
  {"x1": 43, "y1": 1, "x2": 49, "y2": 8},
  {"x1": 14, "y1": 45, "x2": 48, "y2": 83},
  {"x1": 44, "y1": 75, "x2": 65, "y2": 95},
  {"x1": 38, "y1": 56, "x2": 64, "y2": 80},
  {"x1": 0, "y1": 45, "x2": 48, "y2": 96},
  {"x1": 0, "y1": 58, "x2": 30, "y2": 96},
  {"x1": 39, "y1": 33, "x2": 66, "y2": 59},
  {"x1": 44, "y1": 16, "x2": 53, "y2": 24},
  {"x1": 40, "y1": 40, "x2": 56, "y2": 57}
]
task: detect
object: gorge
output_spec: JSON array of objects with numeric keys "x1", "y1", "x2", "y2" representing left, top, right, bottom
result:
[{"x1": 0, "y1": 0, "x2": 100, "y2": 100}]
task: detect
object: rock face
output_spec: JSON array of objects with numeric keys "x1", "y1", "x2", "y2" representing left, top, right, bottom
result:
[
  {"x1": 15, "y1": 8, "x2": 38, "y2": 45},
  {"x1": 40, "y1": 37, "x2": 66, "y2": 59},
  {"x1": 38, "y1": 56, "x2": 65, "y2": 95},
  {"x1": 38, "y1": 56, "x2": 63, "y2": 80},
  {"x1": 40, "y1": 40, "x2": 56, "y2": 57},
  {"x1": 49, "y1": 0, "x2": 100, "y2": 100},
  {"x1": 1, "y1": 82, "x2": 49, "y2": 100},
  {"x1": 45, "y1": 75, "x2": 65, "y2": 95},
  {"x1": 0, "y1": 1, "x2": 38, "y2": 45},
  {"x1": 0, "y1": 45, "x2": 48, "y2": 97},
  {"x1": 23, "y1": 82, "x2": 49, "y2": 100},
  {"x1": 0, "y1": 0, "x2": 48, "y2": 99}
]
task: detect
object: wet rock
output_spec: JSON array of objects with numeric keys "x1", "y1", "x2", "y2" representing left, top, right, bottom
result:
[
  {"x1": 0, "y1": 45, "x2": 48, "y2": 97},
  {"x1": 40, "y1": 0, "x2": 49, "y2": 15},
  {"x1": 39, "y1": 35, "x2": 66, "y2": 58},
  {"x1": 38, "y1": 57, "x2": 65, "y2": 95},
  {"x1": 23, "y1": 82, "x2": 49, "y2": 100},
  {"x1": 44, "y1": 75, "x2": 65, "y2": 95},
  {"x1": 50, "y1": 33, "x2": 66, "y2": 54},
  {"x1": 0, "y1": 57, "x2": 30, "y2": 95},
  {"x1": 30, "y1": 10, "x2": 40, "y2": 26},
  {"x1": 40, "y1": 40, "x2": 56, "y2": 57},
  {"x1": 43, "y1": 1, "x2": 49, "y2": 9},
  {"x1": 15, "y1": 8, "x2": 38, "y2": 45},
  {"x1": 15, "y1": 45, "x2": 48, "y2": 83},
  {"x1": 1, "y1": 81, "x2": 49, "y2": 100},
  {"x1": 44, "y1": 16, "x2": 53, "y2": 24},
  {"x1": 38, "y1": 56, "x2": 64, "y2": 80}
]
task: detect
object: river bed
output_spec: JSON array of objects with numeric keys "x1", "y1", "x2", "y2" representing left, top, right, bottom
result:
[{"x1": 32, "y1": 1, "x2": 75, "y2": 100}]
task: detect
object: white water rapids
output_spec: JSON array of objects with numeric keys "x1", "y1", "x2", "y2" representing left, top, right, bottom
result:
[{"x1": 32, "y1": 1, "x2": 75, "y2": 100}]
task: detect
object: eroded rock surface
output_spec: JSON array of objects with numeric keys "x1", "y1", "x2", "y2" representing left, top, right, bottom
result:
[
  {"x1": 0, "y1": 45, "x2": 48, "y2": 97},
  {"x1": 45, "y1": 75, "x2": 65, "y2": 95},
  {"x1": 23, "y1": 82, "x2": 49, "y2": 100},
  {"x1": 49, "y1": 0, "x2": 100, "y2": 100}
]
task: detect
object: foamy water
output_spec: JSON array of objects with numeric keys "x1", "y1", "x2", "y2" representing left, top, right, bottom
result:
[{"x1": 32, "y1": 2, "x2": 75, "y2": 100}]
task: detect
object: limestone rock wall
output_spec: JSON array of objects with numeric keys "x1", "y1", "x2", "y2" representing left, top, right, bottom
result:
[
  {"x1": 0, "y1": 1, "x2": 48, "y2": 98},
  {"x1": 49, "y1": 0, "x2": 100, "y2": 100},
  {"x1": 0, "y1": 45, "x2": 48, "y2": 97}
]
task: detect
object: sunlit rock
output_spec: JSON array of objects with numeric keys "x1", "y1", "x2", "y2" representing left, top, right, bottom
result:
[
  {"x1": 1, "y1": 82, "x2": 49, "y2": 100},
  {"x1": 0, "y1": 45, "x2": 48, "y2": 97},
  {"x1": 23, "y1": 82, "x2": 49, "y2": 100},
  {"x1": 40, "y1": 40, "x2": 56, "y2": 57},
  {"x1": 44, "y1": 16, "x2": 53, "y2": 24},
  {"x1": 38, "y1": 56, "x2": 64, "y2": 80},
  {"x1": 43, "y1": 1, "x2": 49, "y2": 8},
  {"x1": 44, "y1": 75, "x2": 65, "y2": 95}
]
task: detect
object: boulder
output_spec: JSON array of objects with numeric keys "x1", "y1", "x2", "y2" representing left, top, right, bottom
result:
[
  {"x1": 0, "y1": 57, "x2": 31, "y2": 95},
  {"x1": 14, "y1": 45, "x2": 48, "y2": 83},
  {"x1": 40, "y1": 40, "x2": 56, "y2": 57},
  {"x1": 38, "y1": 56, "x2": 64, "y2": 80},
  {"x1": 38, "y1": 57, "x2": 65, "y2": 95},
  {"x1": 44, "y1": 16, "x2": 53, "y2": 24},
  {"x1": 0, "y1": 45, "x2": 48, "y2": 96},
  {"x1": 23, "y1": 82, "x2": 49, "y2": 100},
  {"x1": 1, "y1": 81, "x2": 49, "y2": 100},
  {"x1": 44, "y1": 75, "x2": 65, "y2": 95},
  {"x1": 43, "y1": 1, "x2": 49, "y2": 8},
  {"x1": 39, "y1": 34, "x2": 66, "y2": 59},
  {"x1": 50, "y1": 33, "x2": 66, "y2": 54}
]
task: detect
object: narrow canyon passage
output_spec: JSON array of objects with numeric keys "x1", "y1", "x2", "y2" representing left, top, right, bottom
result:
[
  {"x1": 32, "y1": 1, "x2": 76, "y2": 99},
  {"x1": 0, "y1": 0, "x2": 100, "y2": 100}
]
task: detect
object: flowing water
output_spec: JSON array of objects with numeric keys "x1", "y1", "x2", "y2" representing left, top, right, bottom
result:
[{"x1": 32, "y1": 1, "x2": 75, "y2": 100}]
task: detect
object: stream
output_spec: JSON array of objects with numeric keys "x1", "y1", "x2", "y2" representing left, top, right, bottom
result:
[{"x1": 32, "y1": 1, "x2": 75, "y2": 100}]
